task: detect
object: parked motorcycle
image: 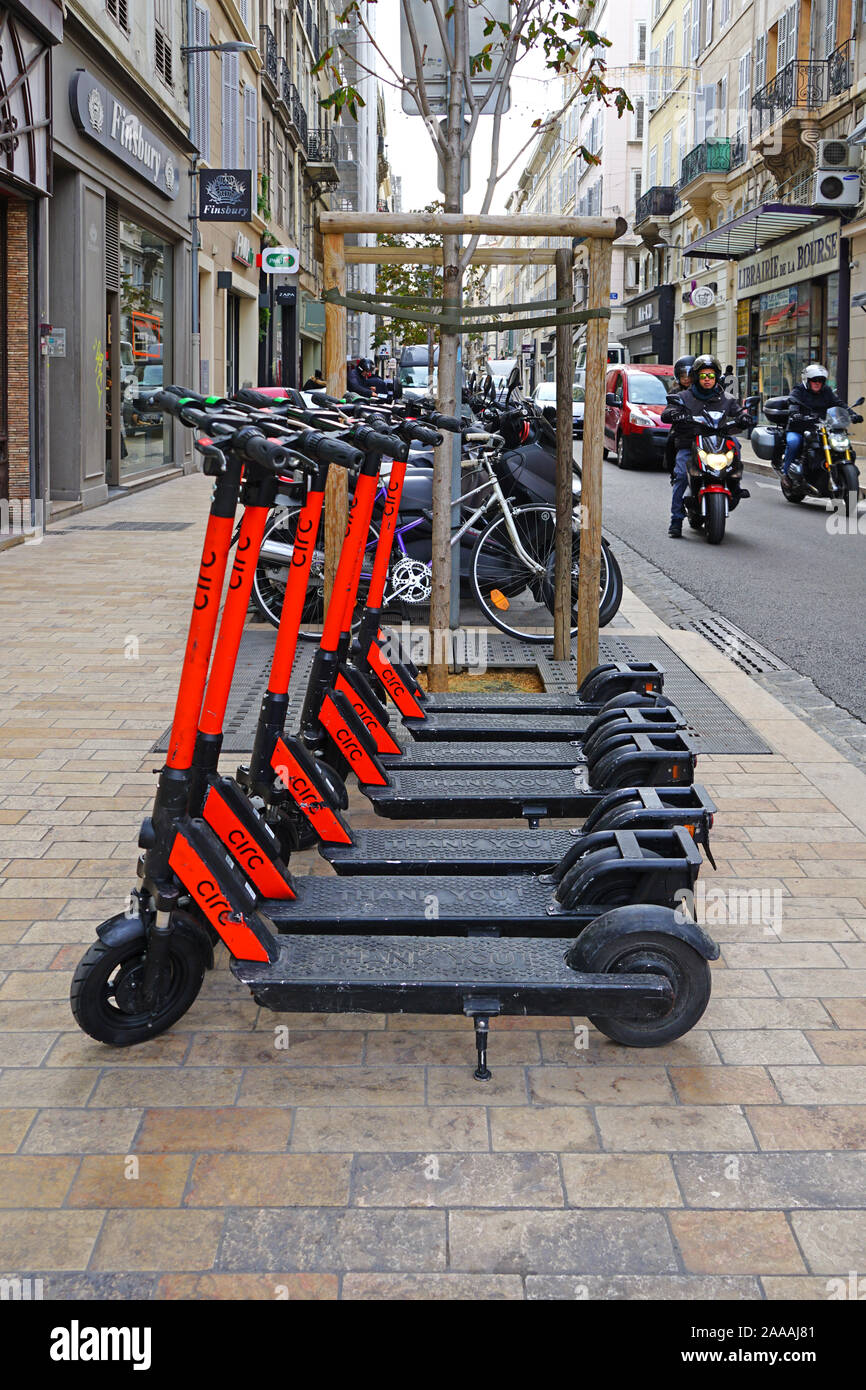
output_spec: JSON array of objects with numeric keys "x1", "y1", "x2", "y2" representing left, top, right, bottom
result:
[
  {"x1": 667, "y1": 395, "x2": 758, "y2": 545},
  {"x1": 751, "y1": 395, "x2": 864, "y2": 515}
]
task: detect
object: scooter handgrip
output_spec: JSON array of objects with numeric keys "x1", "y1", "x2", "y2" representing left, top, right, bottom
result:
[
  {"x1": 309, "y1": 390, "x2": 347, "y2": 409},
  {"x1": 166, "y1": 384, "x2": 208, "y2": 403},
  {"x1": 234, "y1": 387, "x2": 291, "y2": 409},
  {"x1": 430, "y1": 412, "x2": 462, "y2": 432},
  {"x1": 350, "y1": 423, "x2": 410, "y2": 461},
  {"x1": 403, "y1": 421, "x2": 443, "y2": 446},
  {"x1": 297, "y1": 432, "x2": 364, "y2": 470},
  {"x1": 238, "y1": 431, "x2": 291, "y2": 469}
]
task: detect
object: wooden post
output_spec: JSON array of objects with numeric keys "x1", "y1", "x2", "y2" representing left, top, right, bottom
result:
[
  {"x1": 552, "y1": 248, "x2": 574, "y2": 662},
  {"x1": 323, "y1": 231, "x2": 347, "y2": 608},
  {"x1": 576, "y1": 235, "x2": 612, "y2": 687}
]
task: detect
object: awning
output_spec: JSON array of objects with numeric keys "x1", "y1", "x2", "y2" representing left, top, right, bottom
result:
[{"x1": 683, "y1": 204, "x2": 829, "y2": 261}]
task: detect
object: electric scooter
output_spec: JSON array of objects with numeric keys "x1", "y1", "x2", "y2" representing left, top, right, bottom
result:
[{"x1": 70, "y1": 398, "x2": 719, "y2": 1074}]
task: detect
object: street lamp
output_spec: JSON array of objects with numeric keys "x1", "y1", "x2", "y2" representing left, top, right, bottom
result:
[{"x1": 180, "y1": 31, "x2": 257, "y2": 389}]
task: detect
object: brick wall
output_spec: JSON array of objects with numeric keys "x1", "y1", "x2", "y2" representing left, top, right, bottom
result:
[{"x1": 5, "y1": 199, "x2": 31, "y2": 502}]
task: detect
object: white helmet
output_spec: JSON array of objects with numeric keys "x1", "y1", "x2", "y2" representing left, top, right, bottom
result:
[{"x1": 803, "y1": 363, "x2": 828, "y2": 384}]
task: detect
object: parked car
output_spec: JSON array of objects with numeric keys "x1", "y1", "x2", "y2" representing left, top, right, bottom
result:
[
  {"x1": 483, "y1": 356, "x2": 518, "y2": 402},
  {"x1": 398, "y1": 344, "x2": 438, "y2": 398},
  {"x1": 603, "y1": 365, "x2": 676, "y2": 468},
  {"x1": 530, "y1": 380, "x2": 585, "y2": 438}
]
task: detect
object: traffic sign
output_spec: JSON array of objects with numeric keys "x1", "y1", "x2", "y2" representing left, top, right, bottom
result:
[{"x1": 261, "y1": 247, "x2": 300, "y2": 275}]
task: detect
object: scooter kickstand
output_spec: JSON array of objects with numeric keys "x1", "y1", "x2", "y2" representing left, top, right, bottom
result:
[{"x1": 464, "y1": 998, "x2": 501, "y2": 1081}]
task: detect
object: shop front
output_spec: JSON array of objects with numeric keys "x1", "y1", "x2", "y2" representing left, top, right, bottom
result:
[
  {"x1": 620, "y1": 285, "x2": 675, "y2": 364},
  {"x1": 48, "y1": 35, "x2": 192, "y2": 508},
  {"x1": 734, "y1": 220, "x2": 842, "y2": 403},
  {"x1": 0, "y1": 0, "x2": 62, "y2": 515}
]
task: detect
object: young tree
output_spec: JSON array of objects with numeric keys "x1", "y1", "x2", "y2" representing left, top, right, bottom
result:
[{"x1": 317, "y1": 0, "x2": 631, "y2": 687}]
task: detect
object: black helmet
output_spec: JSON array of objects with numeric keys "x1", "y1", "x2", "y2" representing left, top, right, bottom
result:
[
  {"x1": 690, "y1": 354, "x2": 722, "y2": 385},
  {"x1": 358, "y1": 358, "x2": 374, "y2": 372},
  {"x1": 674, "y1": 355, "x2": 695, "y2": 382}
]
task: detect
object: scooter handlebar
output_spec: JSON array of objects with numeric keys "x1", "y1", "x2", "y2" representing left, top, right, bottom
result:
[
  {"x1": 309, "y1": 390, "x2": 347, "y2": 410},
  {"x1": 295, "y1": 431, "x2": 365, "y2": 470},
  {"x1": 428, "y1": 412, "x2": 462, "y2": 433},
  {"x1": 232, "y1": 427, "x2": 292, "y2": 470},
  {"x1": 348, "y1": 422, "x2": 410, "y2": 461},
  {"x1": 401, "y1": 420, "x2": 443, "y2": 447}
]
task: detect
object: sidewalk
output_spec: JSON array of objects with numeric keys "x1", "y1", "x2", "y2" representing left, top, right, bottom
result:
[{"x1": 1, "y1": 471, "x2": 865, "y2": 1300}]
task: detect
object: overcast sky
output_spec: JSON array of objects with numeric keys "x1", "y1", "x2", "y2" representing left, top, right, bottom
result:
[{"x1": 373, "y1": 0, "x2": 553, "y2": 215}]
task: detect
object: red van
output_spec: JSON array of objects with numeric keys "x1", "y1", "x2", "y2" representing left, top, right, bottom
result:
[{"x1": 603, "y1": 365, "x2": 677, "y2": 469}]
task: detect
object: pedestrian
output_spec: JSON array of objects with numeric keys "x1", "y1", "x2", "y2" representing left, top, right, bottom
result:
[{"x1": 721, "y1": 363, "x2": 738, "y2": 397}]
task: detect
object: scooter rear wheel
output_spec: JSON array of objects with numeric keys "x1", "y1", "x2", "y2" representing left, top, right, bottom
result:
[
  {"x1": 572, "y1": 929, "x2": 711, "y2": 1047},
  {"x1": 71, "y1": 927, "x2": 205, "y2": 1046}
]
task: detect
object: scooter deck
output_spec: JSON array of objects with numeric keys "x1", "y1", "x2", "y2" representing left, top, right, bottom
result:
[
  {"x1": 320, "y1": 786, "x2": 713, "y2": 873},
  {"x1": 263, "y1": 829, "x2": 701, "y2": 931},
  {"x1": 402, "y1": 711, "x2": 594, "y2": 741},
  {"x1": 232, "y1": 932, "x2": 673, "y2": 1017},
  {"x1": 364, "y1": 741, "x2": 696, "y2": 820},
  {"x1": 382, "y1": 740, "x2": 583, "y2": 770}
]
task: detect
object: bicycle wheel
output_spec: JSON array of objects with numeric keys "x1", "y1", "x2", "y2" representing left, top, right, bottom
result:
[
  {"x1": 470, "y1": 504, "x2": 613, "y2": 643},
  {"x1": 251, "y1": 504, "x2": 378, "y2": 638}
]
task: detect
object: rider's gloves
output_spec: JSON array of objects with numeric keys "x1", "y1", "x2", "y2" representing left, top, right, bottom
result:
[{"x1": 851, "y1": 413, "x2": 863, "y2": 424}]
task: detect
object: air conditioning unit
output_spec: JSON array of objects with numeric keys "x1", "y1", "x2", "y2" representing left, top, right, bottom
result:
[
  {"x1": 813, "y1": 168, "x2": 861, "y2": 209},
  {"x1": 817, "y1": 138, "x2": 858, "y2": 170}
]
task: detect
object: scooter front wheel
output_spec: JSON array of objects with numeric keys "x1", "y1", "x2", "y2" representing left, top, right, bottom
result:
[{"x1": 71, "y1": 923, "x2": 206, "y2": 1046}]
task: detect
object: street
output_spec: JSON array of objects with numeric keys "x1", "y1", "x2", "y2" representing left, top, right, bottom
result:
[{"x1": 586, "y1": 446, "x2": 866, "y2": 723}]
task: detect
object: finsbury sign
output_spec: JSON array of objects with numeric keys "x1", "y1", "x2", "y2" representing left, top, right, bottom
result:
[{"x1": 70, "y1": 70, "x2": 180, "y2": 200}]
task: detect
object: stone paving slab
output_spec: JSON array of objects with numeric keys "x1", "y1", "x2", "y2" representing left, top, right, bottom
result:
[{"x1": 0, "y1": 473, "x2": 865, "y2": 1300}]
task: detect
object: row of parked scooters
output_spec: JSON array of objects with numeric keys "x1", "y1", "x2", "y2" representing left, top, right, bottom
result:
[{"x1": 71, "y1": 382, "x2": 721, "y2": 1077}]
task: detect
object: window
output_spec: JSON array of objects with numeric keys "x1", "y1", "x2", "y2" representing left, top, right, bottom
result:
[
  {"x1": 704, "y1": 0, "x2": 713, "y2": 48},
  {"x1": 677, "y1": 116, "x2": 688, "y2": 165},
  {"x1": 691, "y1": 0, "x2": 701, "y2": 59},
  {"x1": 244, "y1": 85, "x2": 257, "y2": 181},
  {"x1": 720, "y1": 0, "x2": 731, "y2": 28},
  {"x1": 662, "y1": 131, "x2": 672, "y2": 185},
  {"x1": 649, "y1": 144, "x2": 658, "y2": 187},
  {"x1": 155, "y1": 0, "x2": 173, "y2": 87},
  {"x1": 682, "y1": 4, "x2": 691, "y2": 67},
  {"x1": 737, "y1": 53, "x2": 750, "y2": 133},
  {"x1": 662, "y1": 27, "x2": 675, "y2": 97},
  {"x1": 626, "y1": 254, "x2": 640, "y2": 287},
  {"x1": 632, "y1": 170, "x2": 643, "y2": 208},
  {"x1": 222, "y1": 51, "x2": 240, "y2": 167},
  {"x1": 238, "y1": 0, "x2": 250, "y2": 25},
  {"x1": 192, "y1": 4, "x2": 210, "y2": 160},
  {"x1": 716, "y1": 75, "x2": 727, "y2": 136},
  {"x1": 105, "y1": 0, "x2": 130, "y2": 34},
  {"x1": 648, "y1": 47, "x2": 661, "y2": 108},
  {"x1": 632, "y1": 97, "x2": 645, "y2": 141},
  {"x1": 754, "y1": 33, "x2": 766, "y2": 92},
  {"x1": 635, "y1": 20, "x2": 647, "y2": 61}
]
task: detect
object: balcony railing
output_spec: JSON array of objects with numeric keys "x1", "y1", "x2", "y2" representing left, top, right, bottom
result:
[
  {"x1": 752, "y1": 41, "x2": 853, "y2": 134},
  {"x1": 306, "y1": 130, "x2": 337, "y2": 165},
  {"x1": 259, "y1": 24, "x2": 278, "y2": 87},
  {"x1": 286, "y1": 83, "x2": 308, "y2": 148},
  {"x1": 678, "y1": 137, "x2": 731, "y2": 189},
  {"x1": 634, "y1": 184, "x2": 678, "y2": 226},
  {"x1": 730, "y1": 127, "x2": 748, "y2": 169}
]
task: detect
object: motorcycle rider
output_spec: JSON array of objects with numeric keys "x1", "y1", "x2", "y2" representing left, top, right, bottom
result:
[
  {"x1": 663, "y1": 355, "x2": 696, "y2": 477},
  {"x1": 782, "y1": 364, "x2": 856, "y2": 477},
  {"x1": 346, "y1": 357, "x2": 377, "y2": 397},
  {"x1": 661, "y1": 353, "x2": 751, "y2": 538}
]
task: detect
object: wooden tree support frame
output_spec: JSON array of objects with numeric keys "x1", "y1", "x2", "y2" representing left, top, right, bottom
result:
[{"x1": 319, "y1": 211, "x2": 626, "y2": 690}]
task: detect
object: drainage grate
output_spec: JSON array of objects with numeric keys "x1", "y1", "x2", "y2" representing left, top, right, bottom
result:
[{"x1": 671, "y1": 616, "x2": 790, "y2": 676}]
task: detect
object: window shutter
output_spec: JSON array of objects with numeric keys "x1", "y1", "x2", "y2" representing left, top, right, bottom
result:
[
  {"x1": 825, "y1": 0, "x2": 837, "y2": 55},
  {"x1": 244, "y1": 85, "x2": 257, "y2": 181},
  {"x1": 648, "y1": 47, "x2": 660, "y2": 108},
  {"x1": 683, "y1": 4, "x2": 691, "y2": 64},
  {"x1": 222, "y1": 51, "x2": 240, "y2": 167},
  {"x1": 754, "y1": 33, "x2": 766, "y2": 91},
  {"x1": 662, "y1": 132, "x2": 672, "y2": 186},
  {"x1": 692, "y1": 0, "x2": 702, "y2": 57},
  {"x1": 633, "y1": 96, "x2": 645, "y2": 141},
  {"x1": 105, "y1": 199, "x2": 120, "y2": 292},
  {"x1": 194, "y1": 4, "x2": 210, "y2": 161},
  {"x1": 636, "y1": 21, "x2": 647, "y2": 61},
  {"x1": 705, "y1": 0, "x2": 714, "y2": 48}
]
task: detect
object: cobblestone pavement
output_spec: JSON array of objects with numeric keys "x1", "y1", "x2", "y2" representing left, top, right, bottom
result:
[{"x1": 1, "y1": 473, "x2": 866, "y2": 1300}]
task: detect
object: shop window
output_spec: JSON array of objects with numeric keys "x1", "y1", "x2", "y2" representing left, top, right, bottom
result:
[{"x1": 118, "y1": 218, "x2": 172, "y2": 480}]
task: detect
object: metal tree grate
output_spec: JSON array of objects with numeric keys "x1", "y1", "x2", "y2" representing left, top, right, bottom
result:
[{"x1": 153, "y1": 628, "x2": 768, "y2": 756}]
